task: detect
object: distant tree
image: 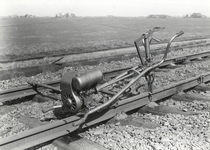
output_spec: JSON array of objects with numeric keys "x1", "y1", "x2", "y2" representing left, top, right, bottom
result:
[
  {"x1": 58, "y1": 13, "x2": 63, "y2": 17},
  {"x1": 71, "y1": 13, "x2": 76, "y2": 18},
  {"x1": 12, "y1": 14, "x2": 19, "y2": 18},
  {"x1": 24, "y1": 14, "x2": 29, "y2": 17},
  {"x1": 191, "y1": 13, "x2": 203, "y2": 18},
  {"x1": 183, "y1": 14, "x2": 189, "y2": 18},
  {"x1": 65, "y1": 13, "x2": 70, "y2": 18}
]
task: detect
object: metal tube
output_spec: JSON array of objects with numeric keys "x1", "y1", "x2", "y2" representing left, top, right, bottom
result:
[
  {"x1": 96, "y1": 66, "x2": 139, "y2": 91},
  {"x1": 162, "y1": 31, "x2": 184, "y2": 62},
  {"x1": 28, "y1": 81, "x2": 61, "y2": 93},
  {"x1": 134, "y1": 39, "x2": 145, "y2": 65},
  {"x1": 115, "y1": 66, "x2": 139, "y2": 80},
  {"x1": 143, "y1": 34, "x2": 151, "y2": 62},
  {"x1": 96, "y1": 73, "x2": 134, "y2": 91}
]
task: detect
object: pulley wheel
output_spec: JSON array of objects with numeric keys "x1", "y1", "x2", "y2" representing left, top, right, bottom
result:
[{"x1": 62, "y1": 93, "x2": 82, "y2": 113}]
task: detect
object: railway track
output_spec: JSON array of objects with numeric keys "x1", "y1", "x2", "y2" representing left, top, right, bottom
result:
[
  {"x1": 0, "y1": 39, "x2": 209, "y2": 80},
  {"x1": 0, "y1": 53, "x2": 210, "y2": 149},
  {"x1": 1, "y1": 72, "x2": 210, "y2": 150},
  {"x1": 1, "y1": 31, "x2": 210, "y2": 149},
  {"x1": 1, "y1": 50, "x2": 210, "y2": 103},
  {"x1": 79, "y1": 86, "x2": 210, "y2": 150},
  {"x1": 1, "y1": 35, "x2": 209, "y2": 63}
]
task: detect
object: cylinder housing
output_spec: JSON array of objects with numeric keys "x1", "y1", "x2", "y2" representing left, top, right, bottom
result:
[{"x1": 72, "y1": 70, "x2": 103, "y2": 91}]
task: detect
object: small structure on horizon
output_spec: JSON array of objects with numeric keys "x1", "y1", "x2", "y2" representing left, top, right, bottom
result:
[
  {"x1": 190, "y1": 13, "x2": 207, "y2": 18},
  {"x1": 147, "y1": 14, "x2": 171, "y2": 18},
  {"x1": 184, "y1": 13, "x2": 208, "y2": 18}
]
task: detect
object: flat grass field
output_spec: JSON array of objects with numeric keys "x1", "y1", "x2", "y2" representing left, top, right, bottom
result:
[{"x1": 0, "y1": 17, "x2": 210, "y2": 59}]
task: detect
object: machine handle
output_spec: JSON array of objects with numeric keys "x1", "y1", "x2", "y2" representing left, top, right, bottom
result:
[
  {"x1": 176, "y1": 31, "x2": 184, "y2": 37},
  {"x1": 160, "y1": 31, "x2": 184, "y2": 64},
  {"x1": 42, "y1": 105, "x2": 62, "y2": 113}
]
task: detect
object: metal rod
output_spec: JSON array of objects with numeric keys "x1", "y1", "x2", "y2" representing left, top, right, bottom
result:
[
  {"x1": 162, "y1": 31, "x2": 184, "y2": 62},
  {"x1": 134, "y1": 39, "x2": 145, "y2": 65},
  {"x1": 143, "y1": 33, "x2": 151, "y2": 62},
  {"x1": 96, "y1": 66, "x2": 139, "y2": 91},
  {"x1": 28, "y1": 81, "x2": 61, "y2": 93},
  {"x1": 96, "y1": 73, "x2": 134, "y2": 91},
  {"x1": 115, "y1": 66, "x2": 139, "y2": 80}
]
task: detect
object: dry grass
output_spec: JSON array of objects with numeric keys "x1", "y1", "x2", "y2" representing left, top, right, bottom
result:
[{"x1": 0, "y1": 17, "x2": 210, "y2": 61}]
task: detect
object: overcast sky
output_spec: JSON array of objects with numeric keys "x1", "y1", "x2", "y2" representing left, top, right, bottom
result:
[{"x1": 0, "y1": 0, "x2": 210, "y2": 17}]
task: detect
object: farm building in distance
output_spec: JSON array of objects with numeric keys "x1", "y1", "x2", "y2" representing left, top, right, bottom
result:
[
  {"x1": 148, "y1": 13, "x2": 208, "y2": 19},
  {"x1": 184, "y1": 13, "x2": 208, "y2": 18},
  {"x1": 190, "y1": 13, "x2": 207, "y2": 18},
  {"x1": 147, "y1": 14, "x2": 171, "y2": 18}
]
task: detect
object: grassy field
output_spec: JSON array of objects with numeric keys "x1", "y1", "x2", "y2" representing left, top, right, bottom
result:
[{"x1": 0, "y1": 17, "x2": 210, "y2": 59}]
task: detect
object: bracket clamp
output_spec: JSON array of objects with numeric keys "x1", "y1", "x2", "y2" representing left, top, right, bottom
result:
[
  {"x1": 197, "y1": 75, "x2": 204, "y2": 84},
  {"x1": 148, "y1": 92, "x2": 153, "y2": 102}
]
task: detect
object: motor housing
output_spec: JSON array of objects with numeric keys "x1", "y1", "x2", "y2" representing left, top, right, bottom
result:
[
  {"x1": 72, "y1": 69, "x2": 103, "y2": 91},
  {"x1": 60, "y1": 70, "x2": 103, "y2": 113}
]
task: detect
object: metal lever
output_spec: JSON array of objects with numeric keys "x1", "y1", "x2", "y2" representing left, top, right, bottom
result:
[
  {"x1": 28, "y1": 81, "x2": 61, "y2": 93},
  {"x1": 150, "y1": 37, "x2": 161, "y2": 43},
  {"x1": 162, "y1": 31, "x2": 184, "y2": 62},
  {"x1": 134, "y1": 27, "x2": 165, "y2": 65},
  {"x1": 52, "y1": 57, "x2": 64, "y2": 66},
  {"x1": 176, "y1": 31, "x2": 184, "y2": 37},
  {"x1": 42, "y1": 105, "x2": 62, "y2": 113}
]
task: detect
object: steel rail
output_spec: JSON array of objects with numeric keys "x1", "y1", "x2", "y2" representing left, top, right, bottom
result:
[
  {"x1": 1, "y1": 72, "x2": 210, "y2": 150},
  {"x1": 1, "y1": 51, "x2": 210, "y2": 103},
  {"x1": 0, "y1": 80, "x2": 60, "y2": 104}
]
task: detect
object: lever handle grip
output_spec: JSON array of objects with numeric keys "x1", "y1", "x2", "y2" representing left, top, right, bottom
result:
[
  {"x1": 176, "y1": 31, "x2": 184, "y2": 37},
  {"x1": 42, "y1": 105, "x2": 62, "y2": 113},
  {"x1": 42, "y1": 107, "x2": 54, "y2": 113}
]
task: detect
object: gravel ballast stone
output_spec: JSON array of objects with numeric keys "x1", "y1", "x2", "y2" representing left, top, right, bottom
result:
[{"x1": 80, "y1": 99, "x2": 210, "y2": 150}]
